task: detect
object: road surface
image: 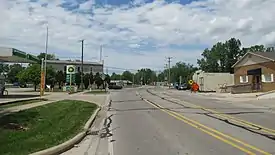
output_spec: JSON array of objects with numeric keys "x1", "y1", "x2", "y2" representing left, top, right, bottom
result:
[{"x1": 64, "y1": 87, "x2": 275, "y2": 155}]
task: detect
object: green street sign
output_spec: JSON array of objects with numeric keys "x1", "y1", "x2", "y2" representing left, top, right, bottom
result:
[{"x1": 66, "y1": 74, "x2": 76, "y2": 83}]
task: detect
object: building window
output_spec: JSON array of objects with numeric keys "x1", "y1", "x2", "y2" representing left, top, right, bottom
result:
[
  {"x1": 64, "y1": 66, "x2": 66, "y2": 73},
  {"x1": 262, "y1": 74, "x2": 274, "y2": 83},
  {"x1": 240, "y1": 75, "x2": 248, "y2": 83}
]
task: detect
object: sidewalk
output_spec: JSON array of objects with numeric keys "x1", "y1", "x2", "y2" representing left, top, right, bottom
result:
[
  {"x1": 161, "y1": 89, "x2": 275, "y2": 109},
  {"x1": 0, "y1": 92, "x2": 83, "y2": 116}
]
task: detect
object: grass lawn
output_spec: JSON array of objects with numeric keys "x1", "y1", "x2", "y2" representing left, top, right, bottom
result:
[
  {"x1": 0, "y1": 99, "x2": 47, "y2": 109},
  {"x1": 0, "y1": 100, "x2": 97, "y2": 155},
  {"x1": 85, "y1": 90, "x2": 108, "y2": 94}
]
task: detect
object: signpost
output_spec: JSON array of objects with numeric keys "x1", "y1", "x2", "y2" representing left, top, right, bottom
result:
[
  {"x1": 40, "y1": 58, "x2": 45, "y2": 97},
  {"x1": 66, "y1": 65, "x2": 76, "y2": 93},
  {"x1": 101, "y1": 73, "x2": 107, "y2": 92}
]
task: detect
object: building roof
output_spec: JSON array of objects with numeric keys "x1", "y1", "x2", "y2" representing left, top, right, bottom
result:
[
  {"x1": 0, "y1": 47, "x2": 39, "y2": 63},
  {"x1": 252, "y1": 52, "x2": 275, "y2": 60},
  {"x1": 46, "y1": 60, "x2": 102, "y2": 66},
  {"x1": 232, "y1": 52, "x2": 275, "y2": 68}
]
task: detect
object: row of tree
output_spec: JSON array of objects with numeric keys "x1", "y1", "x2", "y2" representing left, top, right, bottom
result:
[
  {"x1": 197, "y1": 38, "x2": 275, "y2": 73},
  {"x1": 110, "y1": 68, "x2": 157, "y2": 85},
  {"x1": 112, "y1": 38, "x2": 275, "y2": 85},
  {"x1": 0, "y1": 53, "x2": 111, "y2": 91},
  {"x1": 1, "y1": 38, "x2": 274, "y2": 89},
  {"x1": 110, "y1": 64, "x2": 197, "y2": 85}
]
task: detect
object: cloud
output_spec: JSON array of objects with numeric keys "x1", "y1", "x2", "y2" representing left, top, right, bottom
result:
[{"x1": 0, "y1": 0, "x2": 275, "y2": 72}]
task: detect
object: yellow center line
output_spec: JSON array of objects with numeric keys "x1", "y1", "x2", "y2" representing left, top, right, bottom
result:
[
  {"x1": 172, "y1": 96, "x2": 275, "y2": 135},
  {"x1": 138, "y1": 92, "x2": 272, "y2": 155},
  {"x1": 167, "y1": 108, "x2": 271, "y2": 155},
  {"x1": 142, "y1": 98, "x2": 257, "y2": 155}
]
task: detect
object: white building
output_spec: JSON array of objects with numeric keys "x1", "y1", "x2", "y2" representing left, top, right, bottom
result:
[
  {"x1": 192, "y1": 70, "x2": 234, "y2": 92},
  {"x1": 47, "y1": 60, "x2": 103, "y2": 74}
]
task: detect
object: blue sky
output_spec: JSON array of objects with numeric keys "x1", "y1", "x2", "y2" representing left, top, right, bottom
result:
[{"x1": 0, "y1": 0, "x2": 275, "y2": 73}]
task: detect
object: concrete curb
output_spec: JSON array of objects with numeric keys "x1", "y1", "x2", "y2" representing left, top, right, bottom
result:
[
  {"x1": 0, "y1": 97, "x2": 47, "y2": 106},
  {"x1": 30, "y1": 107, "x2": 101, "y2": 155},
  {"x1": 256, "y1": 90, "x2": 275, "y2": 97}
]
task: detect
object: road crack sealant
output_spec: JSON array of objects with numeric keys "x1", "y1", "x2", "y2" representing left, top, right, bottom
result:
[{"x1": 84, "y1": 98, "x2": 114, "y2": 155}]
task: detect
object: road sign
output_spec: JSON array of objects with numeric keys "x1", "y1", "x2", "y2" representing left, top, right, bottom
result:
[
  {"x1": 66, "y1": 74, "x2": 75, "y2": 83},
  {"x1": 188, "y1": 79, "x2": 194, "y2": 85},
  {"x1": 66, "y1": 65, "x2": 76, "y2": 74}
]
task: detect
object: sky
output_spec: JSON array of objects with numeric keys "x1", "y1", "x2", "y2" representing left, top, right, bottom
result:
[{"x1": 0, "y1": 0, "x2": 275, "y2": 73}]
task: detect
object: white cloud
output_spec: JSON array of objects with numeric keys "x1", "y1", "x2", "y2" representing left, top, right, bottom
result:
[{"x1": 0, "y1": 0, "x2": 275, "y2": 72}]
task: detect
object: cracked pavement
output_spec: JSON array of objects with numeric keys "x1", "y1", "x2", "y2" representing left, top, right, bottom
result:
[{"x1": 62, "y1": 87, "x2": 275, "y2": 155}]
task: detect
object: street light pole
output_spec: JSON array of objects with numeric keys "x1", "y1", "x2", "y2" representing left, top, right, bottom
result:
[
  {"x1": 44, "y1": 26, "x2": 49, "y2": 90},
  {"x1": 81, "y1": 39, "x2": 84, "y2": 91}
]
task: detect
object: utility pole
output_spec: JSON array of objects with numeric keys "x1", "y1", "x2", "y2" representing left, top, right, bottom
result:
[
  {"x1": 167, "y1": 57, "x2": 172, "y2": 88},
  {"x1": 44, "y1": 26, "x2": 49, "y2": 90},
  {"x1": 100, "y1": 45, "x2": 102, "y2": 62},
  {"x1": 81, "y1": 39, "x2": 84, "y2": 91},
  {"x1": 132, "y1": 74, "x2": 134, "y2": 88}
]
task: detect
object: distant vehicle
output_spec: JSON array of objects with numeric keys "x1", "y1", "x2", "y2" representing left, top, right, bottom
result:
[
  {"x1": 173, "y1": 83, "x2": 179, "y2": 89},
  {"x1": 13, "y1": 82, "x2": 27, "y2": 88},
  {"x1": 177, "y1": 83, "x2": 189, "y2": 90}
]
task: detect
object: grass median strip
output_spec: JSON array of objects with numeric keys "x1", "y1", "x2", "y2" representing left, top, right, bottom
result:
[
  {"x1": 0, "y1": 100, "x2": 97, "y2": 155},
  {"x1": 0, "y1": 99, "x2": 46, "y2": 109},
  {"x1": 85, "y1": 90, "x2": 108, "y2": 94}
]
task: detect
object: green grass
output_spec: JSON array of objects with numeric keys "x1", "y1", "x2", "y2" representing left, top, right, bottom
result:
[
  {"x1": 85, "y1": 90, "x2": 108, "y2": 94},
  {"x1": 0, "y1": 99, "x2": 46, "y2": 109},
  {"x1": 0, "y1": 100, "x2": 97, "y2": 155}
]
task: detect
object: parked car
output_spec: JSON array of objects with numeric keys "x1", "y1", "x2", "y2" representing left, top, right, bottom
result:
[{"x1": 177, "y1": 83, "x2": 189, "y2": 90}]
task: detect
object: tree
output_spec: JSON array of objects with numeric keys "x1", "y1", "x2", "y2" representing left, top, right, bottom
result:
[
  {"x1": 89, "y1": 72, "x2": 94, "y2": 85},
  {"x1": 197, "y1": 38, "x2": 244, "y2": 73},
  {"x1": 45, "y1": 66, "x2": 56, "y2": 86},
  {"x1": 17, "y1": 64, "x2": 41, "y2": 91},
  {"x1": 134, "y1": 68, "x2": 156, "y2": 85},
  {"x1": 94, "y1": 72, "x2": 103, "y2": 89},
  {"x1": 0, "y1": 63, "x2": 9, "y2": 74},
  {"x1": 55, "y1": 70, "x2": 65, "y2": 89},
  {"x1": 7, "y1": 64, "x2": 24, "y2": 83},
  {"x1": 111, "y1": 72, "x2": 121, "y2": 80},
  {"x1": 247, "y1": 45, "x2": 265, "y2": 52},
  {"x1": 83, "y1": 73, "x2": 90, "y2": 89},
  {"x1": 37, "y1": 53, "x2": 56, "y2": 60},
  {"x1": 75, "y1": 72, "x2": 81, "y2": 88},
  {"x1": 104, "y1": 74, "x2": 111, "y2": 85},
  {"x1": 122, "y1": 71, "x2": 133, "y2": 82},
  {"x1": 158, "y1": 62, "x2": 197, "y2": 84}
]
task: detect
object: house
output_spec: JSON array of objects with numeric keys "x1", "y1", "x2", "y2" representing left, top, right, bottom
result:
[
  {"x1": 192, "y1": 70, "x2": 234, "y2": 92},
  {"x1": 46, "y1": 60, "x2": 103, "y2": 74},
  {"x1": 232, "y1": 52, "x2": 275, "y2": 93}
]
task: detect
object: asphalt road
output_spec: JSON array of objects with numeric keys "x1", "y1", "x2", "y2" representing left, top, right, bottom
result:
[
  {"x1": 104, "y1": 87, "x2": 275, "y2": 155},
  {"x1": 150, "y1": 88, "x2": 275, "y2": 134}
]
